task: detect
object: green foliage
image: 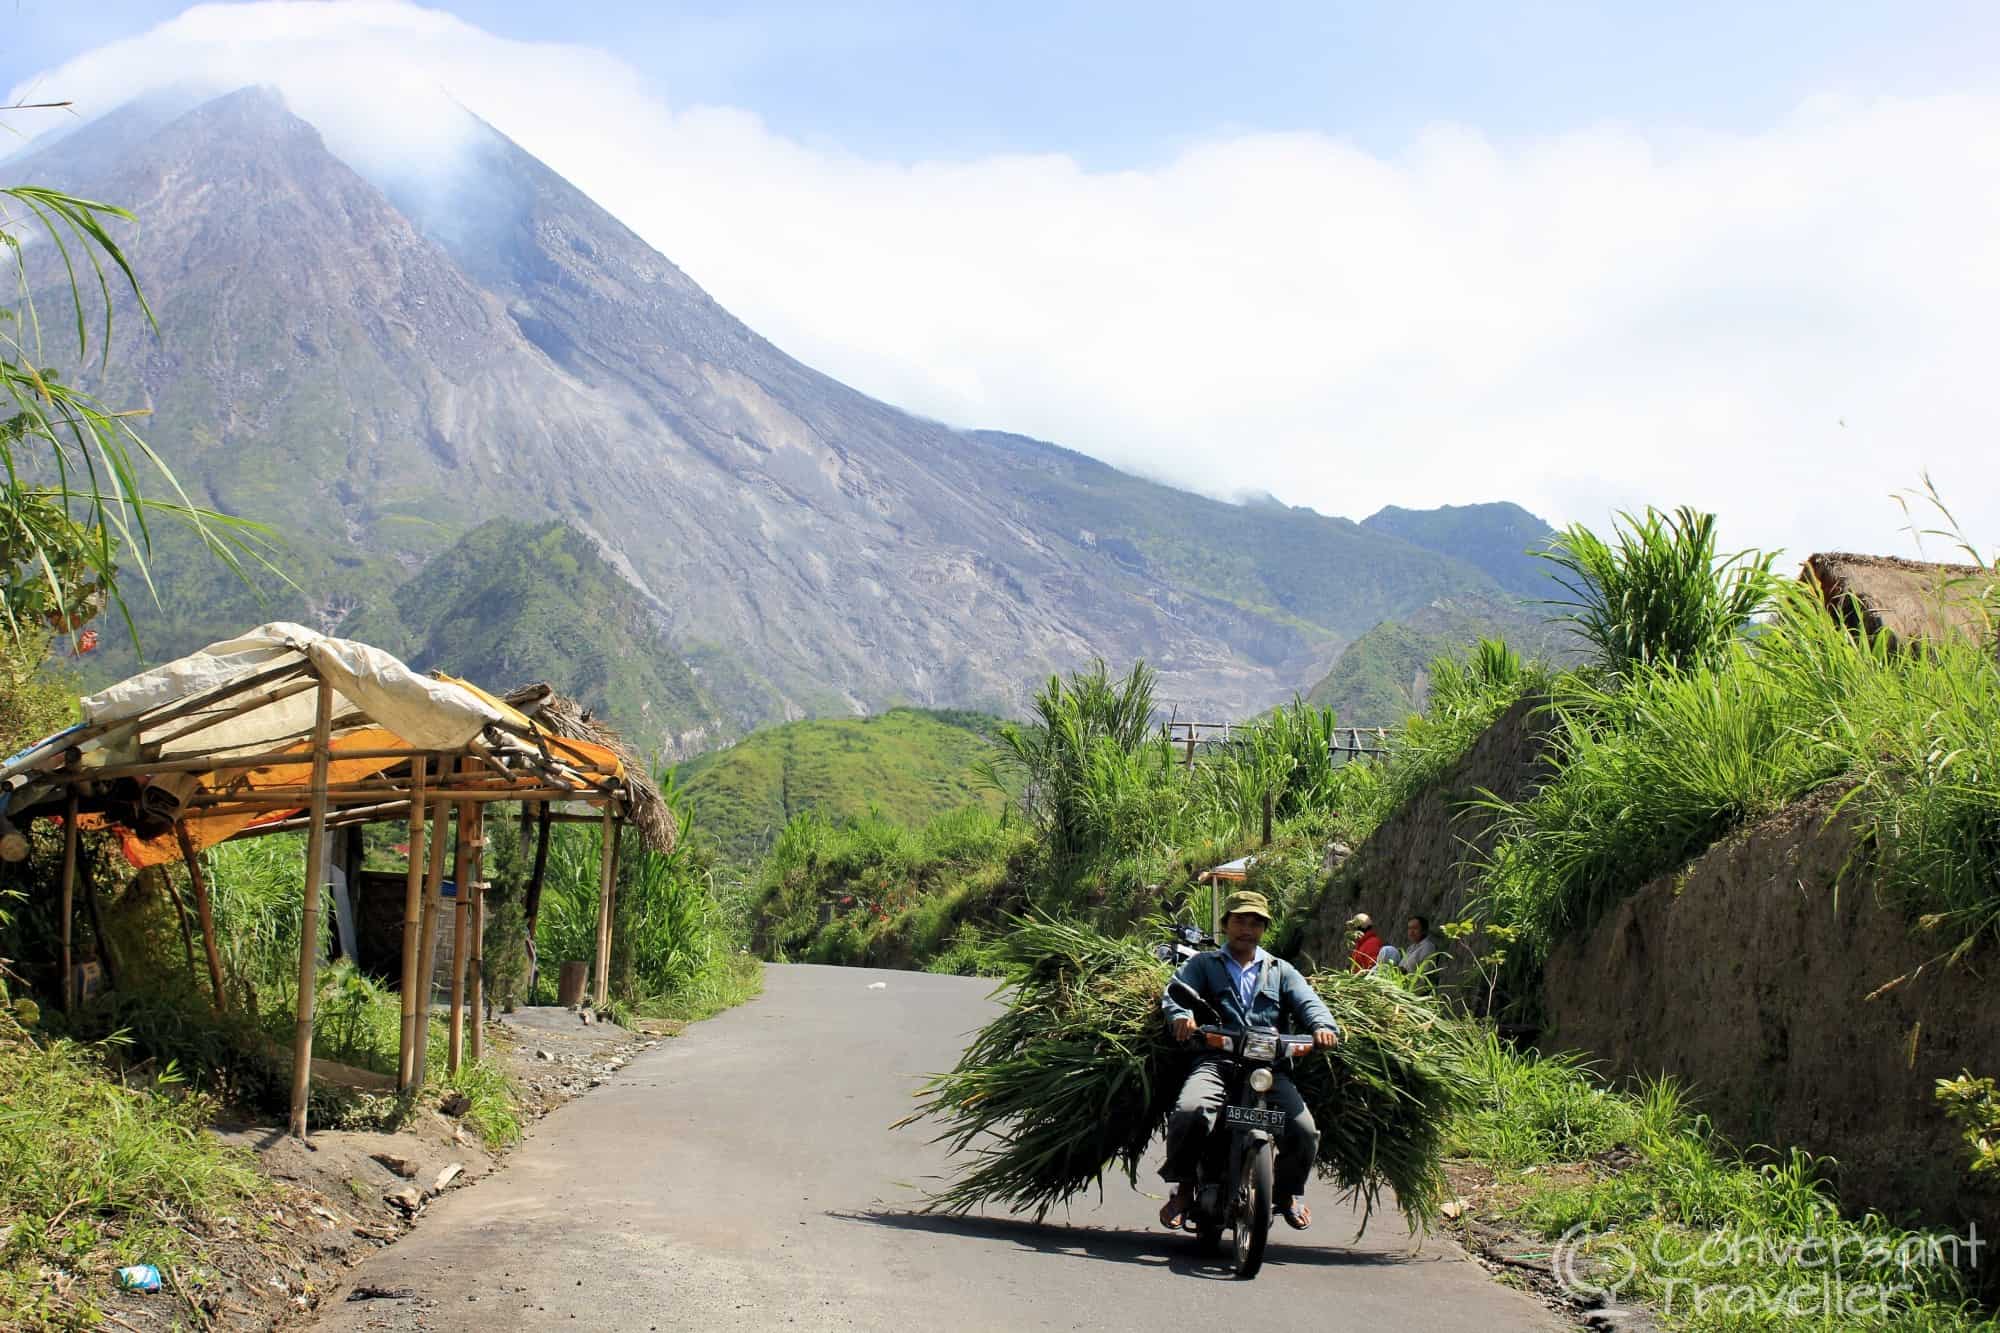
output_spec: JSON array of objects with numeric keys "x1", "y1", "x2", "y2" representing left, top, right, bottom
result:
[
  {"x1": 900, "y1": 916, "x2": 1479, "y2": 1230},
  {"x1": 1936, "y1": 1073, "x2": 2000, "y2": 1179},
  {"x1": 982, "y1": 660, "x2": 1167, "y2": 867},
  {"x1": 1536, "y1": 505, "x2": 1777, "y2": 676},
  {"x1": 1360, "y1": 501, "x2": 1560, "y2": 602},
  {"x1": 350, "y1": 518, "x2": 720, "y2": 762},
  {"x1": 1475, "y1": 582, "x2": 2000, "y2": 962},
  {"x1": 1454, "y1": 1037, "x2": 1986, "y2": 1331},
  {"x1": 1306, "y1": 593, "x2": 1582, "y2": 727},
  {"x1": 1446, "y1": 1031, "x2": 1646, "y2": 1167},
  {"x1": 675, "y1": 707, "x2": 1008, "y2": 864},
  {"x1": 1, "y1": 185, "x2": 275, "y2": 647},
  {"x1": 0, "y1": 629, "x2": 74, "y2": 757},
  {"x1": 0, "y1": 1025, "x2": 265, "y2": 1320}
]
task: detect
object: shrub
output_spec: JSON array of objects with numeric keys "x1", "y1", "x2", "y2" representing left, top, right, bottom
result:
[{"x1": 1537, "y1": 505, "x2": 1777, "y2": 676}]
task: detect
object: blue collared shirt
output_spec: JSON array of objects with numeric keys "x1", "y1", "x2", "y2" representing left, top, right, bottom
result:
[{"x1": 1220, "y1": 946, "x2": 1269, "y2": 1012}]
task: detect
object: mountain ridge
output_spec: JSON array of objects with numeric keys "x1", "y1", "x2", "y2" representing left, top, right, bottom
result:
[{"x1": 8, "y1": 84, "x2": 1549, "y2": 735}]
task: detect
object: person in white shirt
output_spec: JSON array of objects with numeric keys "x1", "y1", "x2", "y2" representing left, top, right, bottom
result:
[{"x1": 1400, "y1": 916, "x2": 1440, "y2": 974}]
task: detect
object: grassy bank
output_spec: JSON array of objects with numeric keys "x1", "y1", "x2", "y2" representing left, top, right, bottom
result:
[{"x1": 1447, "y1": 1037, "x2": 1994, "y2": 1331}]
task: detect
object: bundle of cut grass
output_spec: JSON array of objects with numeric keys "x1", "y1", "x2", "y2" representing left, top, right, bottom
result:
[{"x1": 897, "y1": 916, "x2": 1478, "y2": 1231}]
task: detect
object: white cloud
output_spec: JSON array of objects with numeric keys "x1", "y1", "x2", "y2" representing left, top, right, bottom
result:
[{"x1": 12, "y1": 1, "x2": 2000, "y2": 563}]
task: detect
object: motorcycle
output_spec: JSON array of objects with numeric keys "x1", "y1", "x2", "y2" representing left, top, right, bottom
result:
[{"x1": 1155, "y1": 925, "x2": 1320, "y2": 1280}]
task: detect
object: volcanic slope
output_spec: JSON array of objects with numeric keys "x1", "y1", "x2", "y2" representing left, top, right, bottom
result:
[{"x1": 8, "y1": 86, "x2": 1526, "y2": 723}]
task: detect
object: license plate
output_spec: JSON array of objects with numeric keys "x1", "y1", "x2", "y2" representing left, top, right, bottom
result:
[{"x1": 1225, "y1": 1105, "x2": 1286, "y2": 1131}]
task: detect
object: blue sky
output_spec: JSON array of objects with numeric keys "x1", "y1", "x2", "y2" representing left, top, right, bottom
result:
[
  {"x1": 6, "y1": 2, "x2": 1999, "y2": 559},
  {"x1": 8, "y1": 1, "x2": 1996, "y2": 166}
]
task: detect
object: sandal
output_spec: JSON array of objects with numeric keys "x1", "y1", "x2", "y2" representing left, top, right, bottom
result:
[
  {"x1": 1277, "y1": 1197, "x2": 1312, "y2": 1230},
  {"x1": 1159, "y1": 1188, "x2": 1192, "y2": 1231}
]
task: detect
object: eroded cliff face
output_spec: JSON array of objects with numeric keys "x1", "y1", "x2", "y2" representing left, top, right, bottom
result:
[{"x1": 1543, "y1": 792, "x2": 2000, "y2": 1235}]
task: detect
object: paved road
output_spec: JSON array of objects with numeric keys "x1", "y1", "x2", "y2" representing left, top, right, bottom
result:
[{"x1": 315, "y1": 965, "x2": 1564, "y2": 1332}]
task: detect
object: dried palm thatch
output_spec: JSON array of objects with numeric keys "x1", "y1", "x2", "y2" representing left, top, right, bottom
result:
[
  {"x1": 503, "y1": 684, "x2": 676, "y2": 855},
  {"x1": 1802, "y1": 553, "x2": 1999, "y2": 653}
]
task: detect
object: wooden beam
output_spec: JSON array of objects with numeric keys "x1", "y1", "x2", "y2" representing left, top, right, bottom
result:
[
  {"x1": 79, "y1": 744, "x2": 430, "y2": 780},
  {"x1": 396, "y1": 759, "x2": 429, "y2": 1092},
  {"x1": 287, "y1": 676, "x2": 336, "y2": 1140},
  {"x1": 466, "y1": 804, "x2": 486, "y2": 1065},
  {"x1": 159, "y1": 864, "x2": 201, "y2": 993},
  {"x1": 411, "y1": 795, "x2": 450, "y2": 1089},
  {"x1": 447, "y1": 771, "x2": 473, "y2": 1075},
  {"x1": 593, "y1": 805, "x2": 615, "y2": 1006},
  {"x1": 143, "y1": 674, "x2": 321, "y2": 751},
  {"x1": 59, "y1": 789, "x2": 78, "y2": 1011},
  {"x1": 524, "y1": 801, "x2": 552, "y2": 997},
  {"x1": 176, "y1": 823, "x2": 229, "y2": 1013}
]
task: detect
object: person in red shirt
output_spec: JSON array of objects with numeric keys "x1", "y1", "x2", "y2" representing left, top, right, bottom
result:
[{"x1": 1348, "y1": 913, "x2": 1383, "y2": 969}]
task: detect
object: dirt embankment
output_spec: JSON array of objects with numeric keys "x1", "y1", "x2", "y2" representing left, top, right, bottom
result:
[
  {"x1": 1542, "y1": 792, "x2": 2000, "y2": 1235},
  {"x1": 1284, "y1": 694, "x2": 1555, "y2": 973}
]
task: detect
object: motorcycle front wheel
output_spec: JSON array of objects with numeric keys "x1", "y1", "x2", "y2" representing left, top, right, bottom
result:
[{"x1": 1232, "y1": 1142, "x2": 1273, "y2": 1279}]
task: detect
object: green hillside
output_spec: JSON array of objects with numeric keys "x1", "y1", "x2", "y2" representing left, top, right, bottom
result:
[
  {"x1": 344, "y1": 519, "x2": 726, "y2": 761},
  {"x1": 1306, "y1": 595, "x2": 1584, "y2": 726},
  {"x1": 1360, "y1": 502, "x2": 1558, "y2": 601},
  {"x1": 676, "y1": 708, "x2": 1008, "y2": 864}
]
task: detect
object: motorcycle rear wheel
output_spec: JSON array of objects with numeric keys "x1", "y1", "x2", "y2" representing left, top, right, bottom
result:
[{"x1": 1232, "y1": 1143, "x2": 1273, "y2": 1279}]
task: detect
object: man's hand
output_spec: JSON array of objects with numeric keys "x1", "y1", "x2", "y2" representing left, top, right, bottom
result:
[
  {"x1": 1171, "y1": 1016, "x2": 1197, "y2": 1043},
  {"x1": 1314, "y1": 1028, "x2": 1339, "y2": 1050}
]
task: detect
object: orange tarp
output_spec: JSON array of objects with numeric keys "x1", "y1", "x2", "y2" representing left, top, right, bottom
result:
[{"x1": 76, "y1": 721, "x2": 625, "y2": 869}]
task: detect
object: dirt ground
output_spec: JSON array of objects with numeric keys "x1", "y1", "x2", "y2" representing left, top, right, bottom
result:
[{"x1": 84, "y1": 1006, "x2": 668, "y2": 1332}]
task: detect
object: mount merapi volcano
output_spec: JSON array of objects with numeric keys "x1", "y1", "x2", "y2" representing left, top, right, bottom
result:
[{"x1": 6, "y1": 86, "x2": 1550, "y2": 755}]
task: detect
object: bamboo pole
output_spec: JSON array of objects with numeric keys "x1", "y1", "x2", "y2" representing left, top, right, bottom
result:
[
  {"x1": 466, "y1": 804, "x2": 486, "y2": 1064},
  {"x1": 59, "y1": 789, "x2": 78, "y2": 1011},
  {"x1": 524, "y1": 801, "x2": 552, "y2": 997},
  {"x1": 160, "y1": 866, "x2": 200, "y2": 989},
  {"x1": 411, "y1": 795, "x2": 450, "y2": 1088},
  {"x1": 176, "y1": 823, "x2": 228, "y2": 1012},
  {"x1": 448, "y1": 772, "x2": 474, "y2": 1074},
  {"x1": 396, "y1": 759, "x2": 429, "y2": 1092},
  {"x1": 287, "y1": 676, "x2": 336, "y2": 1140},
  {"x1": 593, "y1": 805, "x2": 615, "y2": 1006}
]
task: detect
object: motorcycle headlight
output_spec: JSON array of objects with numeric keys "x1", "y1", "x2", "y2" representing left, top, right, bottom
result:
[{"x1": 1248, "y1": 1067, "x2": 1275, "y2": 1093}]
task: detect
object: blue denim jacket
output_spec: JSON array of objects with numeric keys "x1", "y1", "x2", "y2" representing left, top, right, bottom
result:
[{"x1": 1160, "y1": 949, "x2": 1338, "y2": 1036}]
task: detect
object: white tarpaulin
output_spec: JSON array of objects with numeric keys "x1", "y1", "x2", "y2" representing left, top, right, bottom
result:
[{"x1": 80, "y1": 622, "x2": 503, "y2": 763}]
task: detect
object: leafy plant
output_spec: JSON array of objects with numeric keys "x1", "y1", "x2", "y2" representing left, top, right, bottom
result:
[
  {"x1": 1535, "y1": 505, "x2": 1777, "y2": 676},
  {"x1": 1, "y1": 185, "x2": 276, "y2": 645}
]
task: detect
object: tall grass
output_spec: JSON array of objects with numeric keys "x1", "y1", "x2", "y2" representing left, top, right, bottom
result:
[
  {"x1": 1477, "y1": 581, "x2": 2000, "y2": 962},
  {"x1": 1537, "y1": 506, "x2": 1778, "y2": 676},
  {"x1": 1449, "y1": 1037, "x2": 1988, "y2": 1331}
]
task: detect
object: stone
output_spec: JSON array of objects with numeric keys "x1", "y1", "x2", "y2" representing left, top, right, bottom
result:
[
  {"x1": 430, "y1": 1163, "x2": 464, "y2": 1195},
  {"x1": 383, "y1": 1187, "x2": 423, "y2": 1216},
  {"x1": 371, "y1": 1153, "x2": 419, "y2": 1179}
]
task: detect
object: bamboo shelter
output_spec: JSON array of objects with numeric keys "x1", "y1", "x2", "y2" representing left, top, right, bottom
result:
[{"x1": 0, "y1": 623, "x2": 659, "y2": 1138}]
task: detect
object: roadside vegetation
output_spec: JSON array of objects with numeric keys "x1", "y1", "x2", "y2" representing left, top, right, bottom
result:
[
  {"x1": 1448, "y1": 1037, "x2": 1993, "y2": 1331},
  {"x1": 731, "y1": 494, "x2": 2000, "y2": 1329}
]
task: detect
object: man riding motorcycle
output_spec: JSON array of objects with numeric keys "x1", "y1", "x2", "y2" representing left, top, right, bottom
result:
[{"x1": 1158, "y1": 890, "x2": 1340, "y2": 1233}]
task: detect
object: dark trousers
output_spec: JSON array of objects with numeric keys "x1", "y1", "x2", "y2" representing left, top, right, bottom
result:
[{"x1": 1160, "y1": 1058, "x2": 1319, "y2": 1201}]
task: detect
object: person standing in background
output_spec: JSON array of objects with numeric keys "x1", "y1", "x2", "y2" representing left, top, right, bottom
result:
[{"x1": 1401, "y1": 916, "x2": 1439, "y2": 973}]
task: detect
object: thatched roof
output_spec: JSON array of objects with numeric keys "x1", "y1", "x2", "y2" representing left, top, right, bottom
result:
[
  {"x1": 503, "y1": 684, "x2": 677, "y2": 855},
  {"x1": 1801, "y1": 552, "x2": 1999, "y2": 651}
]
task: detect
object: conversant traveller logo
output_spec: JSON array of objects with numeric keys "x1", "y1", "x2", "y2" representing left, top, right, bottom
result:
[{"x1": 1551, "y1": 1222, "x2": 1985, "y2": 1321}]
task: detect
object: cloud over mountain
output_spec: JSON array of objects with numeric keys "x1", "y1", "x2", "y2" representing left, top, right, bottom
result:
[{"x1": 13, "y1": 0, "x2": 1999, "y2": 561}]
